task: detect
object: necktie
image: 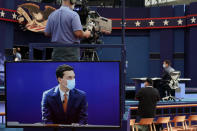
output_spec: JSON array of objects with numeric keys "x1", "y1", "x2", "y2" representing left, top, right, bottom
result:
[{"x1": 63, "y1": 93, "x2": 68, "y2": 113}]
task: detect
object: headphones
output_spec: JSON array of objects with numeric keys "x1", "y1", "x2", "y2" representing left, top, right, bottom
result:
[{"x1": 70, "y1": 0, "x2": 76, "y2": 5}]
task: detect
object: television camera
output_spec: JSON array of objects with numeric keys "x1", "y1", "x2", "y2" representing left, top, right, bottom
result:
[{"x1": 74, "y1": 0, "x2": 112, "y2": 44}]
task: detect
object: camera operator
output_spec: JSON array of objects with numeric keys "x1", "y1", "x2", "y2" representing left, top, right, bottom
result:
[{"x1": 44, "y1": 0, "x2": 91, "y2": 61}]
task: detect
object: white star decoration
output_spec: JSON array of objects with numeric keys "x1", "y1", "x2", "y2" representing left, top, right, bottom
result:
[
  {"x1": 0, "y1": 10, "x2": 5, "y2": 17},
  {"x1": 12, "y1": 13, "x2": 17, "y2": 19},
  {"x1": 1, "y1": 8, "x2": 197, "y2": 29},
  {"x1": 177, "y1": 19, "x2": 183, "y2": 25},
  {"x1": 191, "y1": 17, "x2": 196, "y2": 23},
  {"x1": 135, "y1": 21, "x2": 141, "y2": 27},
  {"x1": 149, "y1": 20, "x2": 155, "y2": 26},
  {"x1": 163, "y1": 19, "x2": 169, "y2": 26}
]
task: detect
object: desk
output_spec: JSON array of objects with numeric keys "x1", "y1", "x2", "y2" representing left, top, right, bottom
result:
[{"x1": 132, "y1": 78, "x2": 191, "y2": 99}]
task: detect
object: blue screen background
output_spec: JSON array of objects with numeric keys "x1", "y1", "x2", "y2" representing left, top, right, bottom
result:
[{"x1": 6, "y1": 62, "x2": 120, "y2": 126}]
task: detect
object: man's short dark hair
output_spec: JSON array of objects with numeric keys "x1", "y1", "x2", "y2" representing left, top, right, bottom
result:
[
  {"x1": 164, "y1": 60, "x2": 171, "y2": 65},
  {"x1": 145, "y1": 78, "x2": 153, "y2": 86},
  {"x1": 56, "y1": 64, "x2": 74, "y2": 78}
]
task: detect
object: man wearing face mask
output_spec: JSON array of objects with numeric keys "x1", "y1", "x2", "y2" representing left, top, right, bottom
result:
[
  {"x1": 41, "y1": 64, "x2": 88, "y2": 124},
  {"x1": 44, "y1": 0, "x2": 91, "y2": 61},
  {"x1": 162, "y1": 60, "x2": 175, "y2": 80},
  {"x1": 159, "y1": 60, "x2": 175, "y2": 98}
]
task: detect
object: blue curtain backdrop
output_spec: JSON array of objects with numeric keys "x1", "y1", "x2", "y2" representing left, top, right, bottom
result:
[
  {"x1": 99, "y1": 36, "x2": 149, "y2": 83},
  {"x1": 0, "y1": 0, "x2": 197, "y2": 86},
  {"x1": 0, "y1": 0, "x2": 15, "y2": 61},
  {"x1": 185, "y1": 2, "x2": 197, "y2": 87}
]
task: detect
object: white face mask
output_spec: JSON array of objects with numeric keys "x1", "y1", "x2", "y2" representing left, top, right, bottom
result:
[
  {"x1": 67, "y1": 79, "x2": 75, "y2": 90},
  {"x1": 163, "y1": 64, "x2": 166, "y2": 68}
]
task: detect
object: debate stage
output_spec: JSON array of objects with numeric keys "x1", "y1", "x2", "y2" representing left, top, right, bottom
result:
[
  {"x1": 126, "y1": 94, "x2": 197, "y2": 106},
  {"x1": 126, "y1": 93, "x2": 197, "y2": 119}
]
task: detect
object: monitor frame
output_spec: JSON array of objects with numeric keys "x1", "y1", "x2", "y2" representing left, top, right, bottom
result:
[{"x1": 5, "y1": 61, "x2": 122, "y2": 129}]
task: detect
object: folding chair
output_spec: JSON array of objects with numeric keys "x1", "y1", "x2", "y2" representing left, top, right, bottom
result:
[
  {"x1": 153, "y1": 117, "x2": 170, "y2": 131},
  {"x1": 185, "y1": 115, "x2": 197, "y2": 131},
  {"x1": 169, "y1": 116, "x2": 186, "y2": 131},
  {"x1": 130, "y1": 119, "x2": 136, "y2": 131},
  {"x1": 135, "y1": 118, "x2": 154, "y2": 131}
]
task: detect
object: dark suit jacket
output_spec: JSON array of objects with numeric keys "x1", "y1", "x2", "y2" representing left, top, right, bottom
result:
[
  {"x1": 41, "y1": 86, "x2": 88, "y2": 124},
  {"x1": 135, "y1": 87, "x2": 160, "y2": 118}
]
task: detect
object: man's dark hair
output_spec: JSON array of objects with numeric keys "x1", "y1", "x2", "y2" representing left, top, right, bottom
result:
[
  {"x1": 145, "y1": 78, "x2": 153, "y2": 86},
  {"x1": 56, "y1": 64, "x2": 74, "y2": 78},
  {"x1": 164, "y1": 60, "x2": 171, "y2": 65}
]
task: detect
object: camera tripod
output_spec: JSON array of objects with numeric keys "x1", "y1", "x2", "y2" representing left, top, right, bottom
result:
[{"x1": 80, "y1": 48, "x2": 99, "y2": 61}]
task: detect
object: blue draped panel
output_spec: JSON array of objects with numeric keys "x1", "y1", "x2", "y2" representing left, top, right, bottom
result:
[
  {"x1": 5, "y1": 0, "x2": 15, "y2": 9},
  {"x1": 0, "y1": 21, "x2": 5, "y2": 56},
  {"x1": 97, "y1": 7, "x2": 150, "y2": 18},
  {"x1": 149, "y1": 7, "x2": 161, "y2": 77},
  {"x1": 125, "y1": 7, "x2": 150, "y2": 18},
  {"x1": 98, "y1": 36, "x2": 121, "y2": 61},
  {"x1": 98, "y1": 36, "x2": 149, "y2": 83},
  {"x1": 125, "y1": 36, "x2": 149, "y2": 83},
  {"x1": 185, "y1": 2, "x2": 197, "y2": 87},
  {"x1": 0, "y1": 0, "x2": 3, "y2": 7},
  {"x1": 174, "y1": 5, "x2": 185, "y2": 53},
  {"x1": 0, "y1": 0, "x2": 5, "y2": 85},
  {"x1": 0, "y1": 0, "x2": 197, "y2": 86},
  {"x1": 160, "y1": 6, "x2": 174, "y2": 75},
  {"x1": 174, "y1": 5, "x2": 185, "y2": 77},
  {"x1": 0, "y1": 0, "x2": 15, "y2": 59},
  {"x1": 96, "y1": 8, "x2": 122, "y2": 18},
  {"x1": 0, "y1": 0, "x2": 5, "y2": 57}
]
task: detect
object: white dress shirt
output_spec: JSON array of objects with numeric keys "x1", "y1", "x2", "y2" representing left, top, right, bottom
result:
[{"x1": 59, "y1": 85, "x2": 70, "y2": 103}]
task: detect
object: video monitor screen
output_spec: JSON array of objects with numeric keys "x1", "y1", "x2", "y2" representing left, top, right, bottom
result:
[{"x1": 6, "y1": 61, "x2": 120, "y2": 128}]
